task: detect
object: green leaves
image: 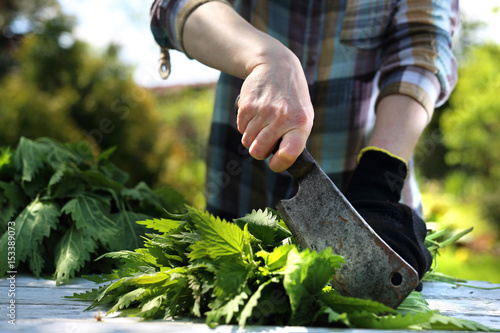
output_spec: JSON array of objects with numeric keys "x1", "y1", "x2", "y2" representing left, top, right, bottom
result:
[
  {"x1": 54, "y1": 227, "x2": 97, "y2": 283},
  {"x1": 283, "y1": 247, "x2": 343, "y2": 322},
  {"x1": 189, "y1": 208, "x2": 246, "y2": 260},
  {"x1": 62, "y1": 196, "x2": 119, "y2": 248},
  {"x1": 234, "y1": 209, "x2": 292, "y2": 246},
  {"x1": 13, "y1": 137, "x2": 48, "y2": 182},
  {"x1": 69, "y1": 206, "x2": 493, "y2": 331},
  {"x1": 0, "y1": 137, "x2": 185, "y2": 284},
  {"x1": 0, "y1": 198, "x2": 60, "y2": 277}
]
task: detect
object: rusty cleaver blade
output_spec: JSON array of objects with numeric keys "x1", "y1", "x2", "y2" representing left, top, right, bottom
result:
[{"x1": 276, "y1": 148, "x2": 419, "y2": 309}]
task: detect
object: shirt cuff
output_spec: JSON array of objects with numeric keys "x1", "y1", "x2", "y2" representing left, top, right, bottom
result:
[
  {"x1": 175, "y1": 0, "x2": 232, "y2": 58},
  {"x1": 375, "y1": 66, "x2": 441, "y2": 122}
]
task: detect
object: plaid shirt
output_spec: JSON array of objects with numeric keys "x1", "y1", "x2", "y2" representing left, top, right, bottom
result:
[{"x1": 150, "y1": 0, "x2": 459, "y2": 219}]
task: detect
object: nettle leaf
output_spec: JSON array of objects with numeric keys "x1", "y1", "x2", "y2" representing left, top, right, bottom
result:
[
  {"x1": 82, "y1": 273, "x2": 120, "y2": 284},
  {"x1": 283, "y1": 247, "x2": 343, "y2": 310},
  {"x1": 0, "y1": 206, "x2": 17, "y2": 234},
  {"x1": 206, "y1": 290, "x2": 249, "y2": 326},
  {"x1": 0, "y1": 181, "x2": 25, "y2": 209},
  {"x1": 153, "y1": 187, "x2": 187, "y2": 214},
  {"x1": 256, "y1": 244, "x2": 294, "y2": 272},
  {"x1": 97, "y1": 146, "x2": 117, "y2": 162},
  {"x1": 66, "y1": 286, "x2": 107, "y2": 302},
  {"x1": 429, "y1": 313, "x2": 492, "y2": 331},
  {"x1": 145, "y1": 230, "x2": 194, "y2": 267},
  {"x1": 120, "y1": 187, "x2": 144, "y2": 202},
  {"x1": 0, "y1": 181, "x2": 26, "y2": 228},
  {"x1": 188, "y1": 208, "x2": 245, "y2": 260},
  {"x1": 54, "y1": 226, "x2": 98, "y2": 284},
  {"x1": 319, "y1": 287, "x2": 396, "y2": 315},
  {"x1": 109, "y1": 288, "x2": 147, "y2": 313},
  {"x1": 111, "y1": 211, "x2": 150, "y2": 250},
  {"x1": 3, "y1": 198, "x2": 59, "y2": 266},
  {"x1": 234, "y1": 209, "x2": 278, "y2": 244},
  {"x1": 37, "y1": 137, "x2": 88, "y2": 167},
  {"x1": 47, "y1": 164, "x2": 66, "y2": 188},
  {"x1": 314, "y1": 306, "x2": 351, "y2": 327},
  {"x1": 137, "y1": 218, "x2": 183, "y2": 234},
  {"x1": 48, "y1": 169, "x2": 85, "y2": 199},
  {"x1": 29, "y1": 245, "x2": 46, "y2": 278},
  {"x1": 97, "y1": 249, "x2": 160, "y2": 271},
  {"x1": 98, "y1": 159, "x2": 130, "y2": 185},
  {"x1": 127, "y1": 271, "x2": 173, "y2": 285},
  {"x1": 213, "y1": 256, "x2": 253, "y2": 299},
  {"x1": 396, "y1": 291, "x2": 432, "y2": 314},
  {"x1": 238, "y1": 278, "x2": 277, "y2": 327},
  {"x1": 79, "y1": 169, "x2": 124, "y2": 192},
  {"x1": 0, "y1": 146, "x2": 12, "y2": 170},
  {"x1": 86, "y1": 277, "x2": 127, "y2": 310},
  {"x1": 282, "y1": 247, "x2": 344, "y2": 324},
  {"x1": 131, "y1": 182, "x2": 162, "y2": 209},
  {"x1": 348, "y1": 310, "x2": 436, "y2": 330},
  {"x1": 19, "y1": 170, "x2": 49, "y2": 199},
  {"x1": 13, "y1": 137, "x2": 49, "y2": 182},
  {"x1": 163, "y1": 275, "x2": 194, "y2": 318},
  {"x1": 138, "y1": 295, "x2": 166, "y2": 318},
  {"x1": 96, "y1": 250, "x2": 143, "y2": 262},
  {"x1": 63, "y1": 141, "x2": 95, "y2": 161},
  {"x1": 62, "y1": 196, "x2": 120, "y2": 249}
]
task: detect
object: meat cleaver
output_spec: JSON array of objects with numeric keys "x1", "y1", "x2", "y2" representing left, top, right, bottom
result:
[
  {"x1": 275, "y1": 148, "x2": 419, "y2": 309},
  {"x1": 235, "y1": 96, "x2": 419, "y2": 308}
]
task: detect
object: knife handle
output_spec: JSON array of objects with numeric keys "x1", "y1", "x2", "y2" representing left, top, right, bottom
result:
[{"x1": 235, "y1": 95, "x2": 315, "y2": 180}]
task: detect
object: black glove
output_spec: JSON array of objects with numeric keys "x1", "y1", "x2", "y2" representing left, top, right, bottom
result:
[{"x1": 345, "y1": 147, "x2": 432, "y2": 286}]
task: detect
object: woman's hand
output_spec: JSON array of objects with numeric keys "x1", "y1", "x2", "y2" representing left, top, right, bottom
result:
[
  {"x1": 237, "y1": 53, "x2": 314, "y2": 173},
  {"x1": 184, "y1": 2, "x2": 313, "y2": 172}
]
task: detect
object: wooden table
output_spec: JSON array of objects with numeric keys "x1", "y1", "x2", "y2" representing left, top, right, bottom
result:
[{"x1": 1, "y1": 275, "x2": 499, "y2": 332}]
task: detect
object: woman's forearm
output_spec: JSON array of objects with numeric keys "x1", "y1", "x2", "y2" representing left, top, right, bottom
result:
[
  {"x1": 183, "y1": 2, "x2": 293, "y2": 79},
  {"x1": 369, "y1": 94, "x2": 429, "y2": 162}
]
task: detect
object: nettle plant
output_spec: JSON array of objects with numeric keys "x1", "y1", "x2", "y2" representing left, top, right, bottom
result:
[
  {"x1": 70, "y1": 208, "x2": 491, "y2": 331},
  {"x1": 0, "y1": 137, "x2": 184, "y2": 284}
]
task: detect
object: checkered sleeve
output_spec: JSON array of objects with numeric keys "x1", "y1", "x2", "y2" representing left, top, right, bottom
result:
[
  {"x1": 150, "y1": 0, "x2": 232, "y2": 56},
  {"x1": 376, "y1": 0, "x2": 459, "y2": 119}
]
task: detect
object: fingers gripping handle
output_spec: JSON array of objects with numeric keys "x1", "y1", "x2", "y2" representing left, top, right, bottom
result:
[{"x1": 234, "y1": 95, "x2": 314, "y2": 179}]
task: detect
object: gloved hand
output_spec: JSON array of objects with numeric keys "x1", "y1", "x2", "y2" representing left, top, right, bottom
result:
[{"x1": 345, "y1": 147, "x2": 433, "y2": 287}]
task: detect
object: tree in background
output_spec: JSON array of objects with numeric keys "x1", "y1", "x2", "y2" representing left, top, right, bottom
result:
[
  {"x1": 0, "y1": 13, "x2": 166, "y2": 186},
  {"x1": 439, "y1": 43, "x2": 500, "y2": 229},
  {"x1": 415, "y1": 10, "x2": 500, "y2": 232},
  {"x1": 0, "y1": 0, "x2": 59, "y2": 79}
]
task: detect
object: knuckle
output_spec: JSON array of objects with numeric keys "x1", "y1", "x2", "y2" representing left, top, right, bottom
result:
[
  {"x1": 279, "y1": 152, "x2": 296, "y2": 167},
  {"x1": 249, "y1": 146, "x2": 267, "y2": 160}
]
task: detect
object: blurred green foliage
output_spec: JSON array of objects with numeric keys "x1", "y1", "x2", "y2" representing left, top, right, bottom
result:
[
  {"x1": 0, "y1": 14, "x2": 165, "y2": 187},
  {"x1": 152, "y1": 85, "x2": 215, "y2": 208},
  {"x1": 440, "y1": 44, "x2": 500, "y2": 227},
  {"x1": 421, "y1": 181, "x2": 500, "y2": 283},
  {"x1": 418, "y1": 43, "x2": 500, "y2": 231},
  {"x1": 0, "y1": 0, "x2": 60, "y2": 78},
  {"x1": 416, "y1": 40, "x2": 500, "y2": 282}
]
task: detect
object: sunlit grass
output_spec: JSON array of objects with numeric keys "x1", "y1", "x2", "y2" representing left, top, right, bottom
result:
[
  {"x1": 421, "y1": 180, "x2": 500, "y2": 284},
  {"x1": 434, "y1": 247, "x2": 500, "y2": 283}
]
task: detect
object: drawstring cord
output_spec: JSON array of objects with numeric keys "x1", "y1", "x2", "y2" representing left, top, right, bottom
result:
[{"x1": 158, "y1": 47, "x2": 171, "y2": 80}]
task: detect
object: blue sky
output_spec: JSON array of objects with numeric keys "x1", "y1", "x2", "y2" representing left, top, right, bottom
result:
[{"x1": 59, "y1": 0, "x2": 500, "y2": 87}]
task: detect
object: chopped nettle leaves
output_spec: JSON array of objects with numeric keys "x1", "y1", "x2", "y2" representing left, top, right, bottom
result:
[{"x1": 68, "y1": 208, "x2": 492, "y2": 331}]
